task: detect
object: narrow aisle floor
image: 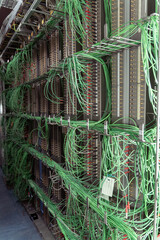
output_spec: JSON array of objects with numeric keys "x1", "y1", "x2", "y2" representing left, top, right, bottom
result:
[{"x1": 0, "y1": 168, "x2": 43, "y2": 240}]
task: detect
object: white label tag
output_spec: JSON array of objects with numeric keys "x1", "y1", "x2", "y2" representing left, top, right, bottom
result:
[{"x1": 101, "y1": 177, "x2": 115, "y2": 197}]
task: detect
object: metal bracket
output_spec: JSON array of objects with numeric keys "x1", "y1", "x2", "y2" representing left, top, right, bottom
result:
[
  {"x1": 32, "y1": 9, "x2": 51, "y2": 16},
  {"x1": 139, "y1": 123, "x2": 145, "y2": 142},
  {"x1": 104, "y1": 121, "x2": 109, "y2": 136}
]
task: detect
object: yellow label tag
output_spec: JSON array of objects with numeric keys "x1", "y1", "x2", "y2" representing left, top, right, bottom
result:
[{"x1": 42, "y1": 19, "x2": 44, "y2": 25}]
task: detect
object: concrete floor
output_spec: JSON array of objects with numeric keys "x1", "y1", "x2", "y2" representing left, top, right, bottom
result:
[{"x1": 0, "y1": 168, "x2": 43, "y2": 240}]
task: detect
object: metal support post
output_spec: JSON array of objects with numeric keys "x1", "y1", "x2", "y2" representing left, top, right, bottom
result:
[{"x1": 153, "y1": 5, "x2": 160, "y2": 240}]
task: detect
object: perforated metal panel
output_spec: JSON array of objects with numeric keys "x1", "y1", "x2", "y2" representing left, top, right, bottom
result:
[
  {"x1": 31, "y1": 49, "x2": 38, "y2": 80},
  {"x1": 49, "y1": 30, "x2": 59, "y2": 67},
  {"x1": 39, "y1": 41, "x2": 48, "y2": 76},
  {"x1": 129, "y1": 47, "x2": 146, "y2": 124},
  {"x1": 63, "y1": 18, "x2": 77, "y2": 117},
  {"x1": 85, "y1": 132, "x2": 101, "y2": 181},
  {"x1": 111, "y1": 0, "x2": 148, "y2": 208},
  {"x1": 83, "y1": 0, "x2": 102, "y2": 121},
  {"x1": 111, "y1": 0, "x2": 147, "y2": 125}
]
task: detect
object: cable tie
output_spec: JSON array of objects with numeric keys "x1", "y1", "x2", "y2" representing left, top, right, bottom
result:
[
  {"x1": 68, "y1": 116, "x2": 70, "y2": 127},
  {"x1": 86, "y1": 118, "x2": 89, "y2": 131},
  {"x1": 60, "y1": 116, "x2": 62, "y2": 126},
  {"x1": 139, "y1": 123, "x2": 145, "y2": 142},
  {"x1": 104, "y1": 121, "x2": 109, "y2": 136},
  {"x1": 48, "y1": 115, "x2": 51, "y2": 123},
  {"x1": 104, "y1": 211, "x2": 107, "y2": 225},
  {"x1": 86, "y1": 197, "x2": 89, "y2": 210}
]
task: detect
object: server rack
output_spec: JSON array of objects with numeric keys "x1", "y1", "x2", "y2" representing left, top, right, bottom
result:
[{"x1": 0, "y1": 0, "x2": 160, "y2": 239}]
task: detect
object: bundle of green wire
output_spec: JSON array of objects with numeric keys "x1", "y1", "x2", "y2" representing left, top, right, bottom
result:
[
  {"x1": 4, "y1": 85, "x2": 30, "y2": 113},
  {"x1": 5, "y1": 47, "x2": 32, "y2": 84},
  {"x1": 62, "y1": 53, "x2": 111, "y2": 114},
  {"x1": 5, "y1": 111, "x2": 160, "y2": 239},
  {"x1": 3, "y1": 139, "x2": 31, "y2": 200}
]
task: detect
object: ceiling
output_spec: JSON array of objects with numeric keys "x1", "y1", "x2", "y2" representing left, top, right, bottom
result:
[
  {"x1": 0, "y1": 0, "x2": 18, "y2": 9},
  {"x1": 0, "y1": 6, "x2": 12, "y2": 28},
  {"x1": 0, "y1": 0, "x2": 19, "y2": 28}
]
